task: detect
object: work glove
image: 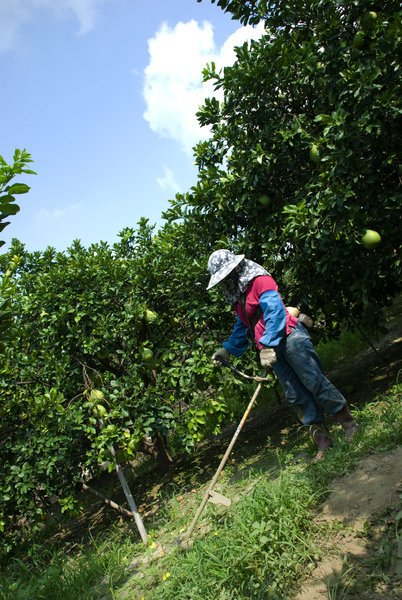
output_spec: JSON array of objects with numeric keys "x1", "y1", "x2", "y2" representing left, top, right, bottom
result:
[
  {"x1": 212, "y1": 347, "x2": 231, "y2": 367},
  {"x1": 260, "y1": 346, "x2": 277, "y2": 370},
  {"x1": 286, "y1": 306, "x2": 300, "y2": 318}
]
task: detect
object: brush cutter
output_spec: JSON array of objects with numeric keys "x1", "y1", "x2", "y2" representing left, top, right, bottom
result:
[
  {"x1": 179, "y1": 361, "x2": 273, "y2": 544},
  {"x1": 218, "y1": 355, "x2": 281, "y2": 405},
  {"x1": 216, "y1": 356, "x2": 272, "y2": 383}
]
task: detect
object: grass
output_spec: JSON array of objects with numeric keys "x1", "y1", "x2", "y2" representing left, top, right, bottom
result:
[
  {"x1": 0, "y1": 527, "x2": 149, "y2": 600},
  {"x1": 315, "y1": 326, "x2": 367, "y2": 372},
  {"x1": 1, "y1": 333, "x2": 402, "y2": 600},
  {"x1": 134, "y1": 468, "x2": 325, "y2": 600}
]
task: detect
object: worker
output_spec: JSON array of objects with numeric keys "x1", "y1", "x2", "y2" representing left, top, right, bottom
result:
[{"x1": 207, "y1": 249, "x2": 358, "y2": 462}]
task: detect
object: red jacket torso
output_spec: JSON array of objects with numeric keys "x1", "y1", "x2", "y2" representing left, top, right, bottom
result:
[{"x1": 233, "y1": 276, "x2": 298, "y2": 349}]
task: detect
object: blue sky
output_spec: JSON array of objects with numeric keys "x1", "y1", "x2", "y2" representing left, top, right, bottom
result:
[{"x1": 0, "y1": 0, "x2": 264, "y2": 254}]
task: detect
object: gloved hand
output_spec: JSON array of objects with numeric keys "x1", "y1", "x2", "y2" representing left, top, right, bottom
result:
[
  {"x1": 212, "y1": 347, "x2": 231, "y2": 367},
  {"x1": 260, "y1": 346, "x2": 277, "y2": 369},
  {"x1": 286, "y1": 306, "x2": 300, "y2": 318}
]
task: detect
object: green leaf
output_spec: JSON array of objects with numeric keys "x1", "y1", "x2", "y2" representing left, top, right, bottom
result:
[
  {"x1": 0, "y1": 195, "x2": 15, "y2": 205},
  {"x1": 7, "y1": 183, "x2": 30, "y2": 195},
  {"x1": 1, "y1": 204, "x2": 20, "y2": 217},
  {"x1": 0, "y1": 221, "x2": 10, "y2": 232}
]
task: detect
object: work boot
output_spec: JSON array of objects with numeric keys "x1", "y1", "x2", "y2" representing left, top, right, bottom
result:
[
  {"x1": 304, "y1": 422, "x2": 334, "y2": 462},
  {"x1": 336, "y1": 405, "x2": 358, "y2": 441}
]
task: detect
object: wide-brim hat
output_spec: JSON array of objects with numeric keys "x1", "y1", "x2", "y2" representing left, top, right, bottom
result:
[{"x1": 206, "y1": 249, "x2": 245, "y2": 290}]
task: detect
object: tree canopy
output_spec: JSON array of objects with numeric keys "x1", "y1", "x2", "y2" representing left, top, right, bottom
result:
[
  {"x1": 0, "y1": 221, "x2": 259, "y2": 552},
  {"x1": 178, "y1": 0, "x2": 402, "y2": 330}
]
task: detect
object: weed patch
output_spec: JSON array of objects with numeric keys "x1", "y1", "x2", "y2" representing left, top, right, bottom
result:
[{"x1": 126, "y1": 468, "x2": 326, "y2": 600}]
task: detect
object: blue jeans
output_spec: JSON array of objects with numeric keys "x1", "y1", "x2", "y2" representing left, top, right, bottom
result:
[{"x1": 273, "y1": 322, "x2": 346, "y2": 425}]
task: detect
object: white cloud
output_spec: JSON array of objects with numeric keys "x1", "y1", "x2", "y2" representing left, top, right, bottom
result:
[
  {"x1": 157, "y1": 166, "x2": 181, "y2": 193},
  {"x1": 0, "y1": 1, "x2": 30, "y2": 52},
  {"x1": 37, "y1": 202, "x2": 82, "y2": 219},
  {"x1": 0, "y1": 0, "x2": 110, "y2": 51},
  {"x1": 143, "y1": 20, "x2": 266, "y2": 155}
]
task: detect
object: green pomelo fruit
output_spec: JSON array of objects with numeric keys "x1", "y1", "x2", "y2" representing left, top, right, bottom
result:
[
  {"x1": 90, "y1": 389, "x2": 104, "y2": 402},
  {"x1": 362, "y1": 229, "x2": 381, "y2": 249},
  {"x1": 353, "y1": 31, "x2": 365, "y2": 49},
  {"x1": 145, "y1": 309, "x2": 158, "y2": 323},
  {"x1": 115, "y1": 449, "x2": 127, "y2": 463},
  {"x1": 142, "y1": 349, "x2": 154, "y2": 362},
  {"x1": 362, "y1": 11, "x2": 377, "y2": 31},
  {"x1": 258, "y1": 194, "x2": 271, "y2": 208},
  {"x1": 309, "y1": 144, "x2": 320, "y2": 163},
  {"x1": 128, "y1": 438, "x2": 141, "y2": 452},
  {"x1": 148, "y1": 357, "x2": 161, "y2": 372},
  {"x1": 169, "y1": 316, "x2": 180, "y2": 328}
]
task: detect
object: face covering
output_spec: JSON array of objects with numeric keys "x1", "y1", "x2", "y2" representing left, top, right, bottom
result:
[{"x1": 221, "y1": 259, "x2": 269, "y2": 304}]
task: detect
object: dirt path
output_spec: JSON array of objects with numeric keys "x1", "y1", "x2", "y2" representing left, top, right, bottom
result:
[{"x1": 295, "y1": 448, "x2": 402, "y2": 599}]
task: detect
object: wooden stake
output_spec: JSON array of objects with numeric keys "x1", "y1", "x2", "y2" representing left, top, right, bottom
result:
[
  {"x1": 109, "y1": 446, "x2": 148, "y2": 545},
  {"x1": 92, "y1": 416, "x2": 148, "y2": 544}
]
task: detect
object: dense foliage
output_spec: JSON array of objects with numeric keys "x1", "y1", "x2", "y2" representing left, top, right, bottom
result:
[
  {"x1": 0, "y1": 221, "x2": 262, "y2": 553},
  {"x1": 185, "y1": 0, "x2": 402, "y2": 330}
]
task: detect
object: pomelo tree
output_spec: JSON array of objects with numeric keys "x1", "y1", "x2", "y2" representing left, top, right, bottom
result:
[
  {"x1": 0, "y1": 219, "x2": 248, "y2": 553},
  {"x1": 175, "y1": 0, "x2": 402, "y2": 334}
]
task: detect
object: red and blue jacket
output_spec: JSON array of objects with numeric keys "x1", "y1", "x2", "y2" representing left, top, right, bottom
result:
[{"x1": 223, "y1": 275, "x2": 298, "y2": 357}]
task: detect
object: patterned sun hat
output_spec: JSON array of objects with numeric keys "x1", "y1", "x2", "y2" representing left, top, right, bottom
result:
[{"x1": 206, "y1": 250, "x2": 245, "y2": 290}]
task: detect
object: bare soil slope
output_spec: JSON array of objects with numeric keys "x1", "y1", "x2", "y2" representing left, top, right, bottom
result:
[{"x1": 295, "y1": 448, "x2": 402, "y2": 599}]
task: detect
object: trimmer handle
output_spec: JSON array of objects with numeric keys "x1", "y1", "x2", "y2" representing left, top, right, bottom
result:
[{"x1": 216, "y1": 356, "x2": 231, "y2": 369}]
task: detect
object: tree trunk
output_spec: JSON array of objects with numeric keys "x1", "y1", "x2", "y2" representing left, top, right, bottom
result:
[{"x1": 140, "y1": 431, "x2": 173, "y2": 473}]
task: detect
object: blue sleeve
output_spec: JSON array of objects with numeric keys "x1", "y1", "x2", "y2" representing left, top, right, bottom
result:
[
  {"x1": 258, "y1": 290, "x2": 287, "y2": 347},
  {"x1": 223, "y1": 316, "x2": 249, "y2": 357}
]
